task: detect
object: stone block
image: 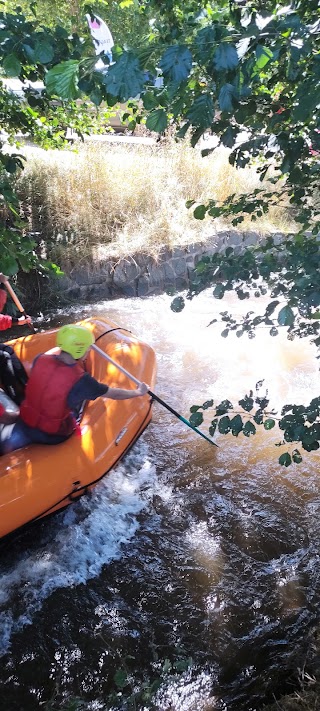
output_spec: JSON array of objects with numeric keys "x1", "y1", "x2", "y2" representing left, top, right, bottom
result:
[
  {"x1": 171, "y1": 257, "x2": 187, "y2": 277},
  {"x1": 113, "y1": 261, "x2": 140, "y2": 286},
  {"x1": 137, "y1": 276, "x2": 150, "y2": 297}
]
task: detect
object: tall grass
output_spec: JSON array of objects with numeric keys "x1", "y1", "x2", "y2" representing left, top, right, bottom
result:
[{"x1": 17, "y1": 140, "x2": 295, "y2": 269}]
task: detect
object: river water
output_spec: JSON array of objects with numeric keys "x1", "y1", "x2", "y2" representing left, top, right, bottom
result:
[{"x1": 1, "y1": 292, "x2": 319, "y2": 711}]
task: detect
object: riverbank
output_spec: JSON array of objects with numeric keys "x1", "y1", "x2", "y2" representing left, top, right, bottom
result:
[{"x1": 15, "y1": 139, "x2": 296, "y2": 310}]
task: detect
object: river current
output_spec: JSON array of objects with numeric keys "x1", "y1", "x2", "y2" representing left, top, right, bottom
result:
[{"x1": 1, "y1": 291, "x2": 319, "y2": 711}]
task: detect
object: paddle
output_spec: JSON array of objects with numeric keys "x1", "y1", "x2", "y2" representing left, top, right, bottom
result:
[
  {"x1": 91, "y1": 342, "x2": 217, "y2": 448},
  {"x1": 4, "y1": 280, "x2": 35, "y2": 332}
]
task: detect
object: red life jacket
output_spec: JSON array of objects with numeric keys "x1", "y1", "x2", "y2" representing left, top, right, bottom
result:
[{"x1": 20, "y1": 354, "x2": 84, "y2": 436}]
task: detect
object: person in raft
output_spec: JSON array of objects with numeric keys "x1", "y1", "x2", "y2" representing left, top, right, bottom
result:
[
  {"x1": 0, "y1": 273, "x2": 32, "y2": 330},
  {"x1": 0, "y1": 273, "x2": 31, "y2": 412},
  {"x1": 0, "y1": 324, "x2": 148, "y2": 455}
]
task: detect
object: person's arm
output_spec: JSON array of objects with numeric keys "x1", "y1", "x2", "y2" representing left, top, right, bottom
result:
[
  {"x1": 0, "y1": 314, "x2": 32, "y2": 330},
  {"x1": 0, "y1": 274, "x2": 32, "y2": 326},
  {"x1": 104, "y1": 382, "x2": 148, "y2": 400},
  {"x1": 0, "y1": 314, "x2": 13, "y2": 330},
  {"x1": 67, "y1": 374, "x2": 148, "y2": 410},
  {"x1": 16, "y1": 315, "x2": 32, "y2": 326}
]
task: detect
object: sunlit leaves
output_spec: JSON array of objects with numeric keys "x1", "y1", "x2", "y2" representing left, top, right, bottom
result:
[
  {"x1": 255, "y1": 45, "x2": 273, "y2": 70},
  {"x1": 46, "y1": 60, "x2": 80, "y2": 99}
]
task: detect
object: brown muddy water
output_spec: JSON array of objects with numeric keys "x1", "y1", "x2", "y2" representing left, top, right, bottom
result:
[{"x1": 0, "y1": 292, "x2": 319, "y2": 711}]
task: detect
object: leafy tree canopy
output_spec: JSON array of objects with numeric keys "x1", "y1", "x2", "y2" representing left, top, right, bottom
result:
[{"x1": 0, "y1": 0, "x2": 320, "y2": 463}]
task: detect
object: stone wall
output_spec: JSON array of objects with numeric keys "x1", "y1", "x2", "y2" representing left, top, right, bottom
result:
[{"x1": 50, "y1": 229, "x2": 279, "y2": 303}]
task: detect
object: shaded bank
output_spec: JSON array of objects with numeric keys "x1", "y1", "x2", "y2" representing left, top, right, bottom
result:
[{"x1": 20, "y1": 229, "x2": 282, "y2": 311}]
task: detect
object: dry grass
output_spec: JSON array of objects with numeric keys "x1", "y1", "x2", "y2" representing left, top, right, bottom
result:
[{"x1": 17, "y1": 139, "x2": 296, "y2": 269}]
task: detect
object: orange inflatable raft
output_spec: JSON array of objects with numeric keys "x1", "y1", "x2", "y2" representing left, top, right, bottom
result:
[{"x1": 0, "y1": 316, "x2": 156, "y2": 540}]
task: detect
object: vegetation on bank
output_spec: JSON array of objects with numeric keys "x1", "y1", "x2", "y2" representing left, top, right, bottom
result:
[{"x1": 16, "y1": 139, "x2": 295, "y2": 269}]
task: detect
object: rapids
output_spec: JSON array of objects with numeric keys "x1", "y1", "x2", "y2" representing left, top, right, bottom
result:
[{"x1": 0, "y1": 292, "x2": 319, "y2": 711}]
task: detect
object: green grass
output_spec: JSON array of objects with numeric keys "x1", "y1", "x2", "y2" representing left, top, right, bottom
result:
[{"x1": 17, "y1": 139, "x2": 296, "y2": 270}]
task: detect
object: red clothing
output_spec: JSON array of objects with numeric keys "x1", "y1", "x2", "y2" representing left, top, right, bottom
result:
[
  {"x1": 0, "y1": 314, "x2": 13, "y2": 331},
  {"x1": 20, "y1": 354, "x2": 84, "y2": 436},
  {"x1": 0, "y1": 289, "x2": 12, "y2": 330}
]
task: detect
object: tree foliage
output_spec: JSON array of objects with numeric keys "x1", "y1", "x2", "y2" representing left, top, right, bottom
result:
[{"x1": 0, "y1": 0, "x2": 150, "y2": 276}]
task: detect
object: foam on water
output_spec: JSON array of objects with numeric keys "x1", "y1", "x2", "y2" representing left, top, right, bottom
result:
[{"x1": 0, "y1": 441, "x2": 161, "y2": 657}]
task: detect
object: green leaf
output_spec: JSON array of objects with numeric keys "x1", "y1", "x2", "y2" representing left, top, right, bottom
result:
[
  {"x1": 277, "y1": 305, "x2": 295, "y2": 327},
  {"x1": 239, "y1": 395, "x2": 254, "y2": 412},
  {"x1": 216, "y1": 399, "x2": 233, "y2": 415},
  {"x1": 103, "y1": 51, "x2": 145, "y2": 102},
  {"x1": 202, "y1": 399, "x2": 214, "y2": 410},
  {"x1": 114, "y1": 669, "x2": 127, "y2": 689},
  {"x1": 243, "y1": 421, "x2": 256, "y2": 437},
  {"x1": 0, "y1": 253, "x2": 18, "y2": 274},
  {"x1": 292, "y1": 449, "x2": 302, "y2": 464},
  {"x1": 279, "y1": 452, "x2": 292, "y2": 467},
  {"x1": 264, "y1": 418, "x2": 276, "y2": 430},
  {"x1": 189, "y1": 411, "x2": 204, "y2": 427},
  {"x1": 3, "y1": 54, "x2": 21, "y2": 77},
  {"x1": 195, "y1": 26, "x2": 216, "y2": 62},
  {"x1": 187, "y1": 94, "x2": 214, "y2": 128},
  {"x1": 143, "y1": 91, "x2": 159, "y2": 110},
  {"x1": 159, "y1": 45, "x2": 192, "y2": 84},
  {"x1": 255, "y1": 45, "x2": 273, "y2": 69},
  {"x1": 194, "y1": 204, "x2": 207, "y2": 220},
  {"x1": 253, "y1": 409, "x2": 264, "y2": 425},
  {"x1": 146, "y1": 109, "x2": 168, "y2": 133},
  {"x1": 213, "y1": 43, "x2": 238, "y2": 71},
  {"x1": 45, "y1": 60, "x2": 79, "y2": 99},
  {"x1": 230, "y1": 414, "x2": 243, "y2": 436},
  {"x1": 90, "y1": 88, "x2": 103, "y2": 106},
  {"x1": 209, "y1": 419, "x2": 218, "y2": 437},
  {"x1": 35, "y1": 39, "x2": 54, "y2": 64},
  {"x1": 219, "y1": 83, "x2": 236, "y2": 112},
  {"x1": 221, "y1": 126, "x2": 238, "y2": 148},
  {"x1": 218, "y1": 415, "x2": 231, "y2": 434}
]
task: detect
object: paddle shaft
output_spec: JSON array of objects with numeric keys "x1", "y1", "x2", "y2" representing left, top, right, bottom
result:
[
  {"x1": 91, "y1": 343, "x2": 217, "y2": 448},
  {"x1": 4, "y1": 280, "x2": 35, "y2": 331},
  {"x1": 5, "y1": 281, "x2": 25, "y2": 313}
]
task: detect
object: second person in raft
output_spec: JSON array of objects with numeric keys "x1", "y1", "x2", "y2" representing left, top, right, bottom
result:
[{"x1": 0, "y1": 324, "x2": 148, "y2": 455}]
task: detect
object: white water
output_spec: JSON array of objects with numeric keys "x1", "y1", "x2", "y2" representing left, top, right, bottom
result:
[{"x1": 0, "y1": 443, "x2": 165, "y2": 656}]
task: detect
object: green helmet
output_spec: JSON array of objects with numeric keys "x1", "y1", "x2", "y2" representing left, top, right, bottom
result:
[{"x1": 57, "y1": 324, "x2": 94, "y2": 359}]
